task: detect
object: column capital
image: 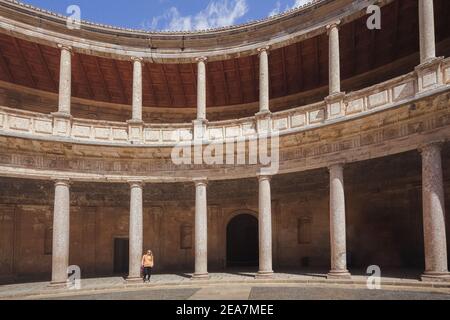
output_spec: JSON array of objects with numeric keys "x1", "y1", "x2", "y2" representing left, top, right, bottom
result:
[
  {"x1": 196, "y1": 56, "x2": 208, "y2": 63},
  {"x1": 51, "y1": 111, "x2": 72, "y2": 120},
  {"x1": 53, "y1": 178, "x2": 71, "y2": 187},
  {"x1": 131, "y1": 56, "x2": 144, "y2": 63},
  {"x1": 257, "y1": 45, "x2": 271, "y2": 55},
  {"x1": 57, "y1": 44, "x2": 73, "y2": 52},
  {"x1": 128, "y1": 180, "x2": 144, "y2": 188},
  {"x1": 419, "y1": 140, "x2": 445, "y2": 154},
  {"x1": 193, "y1": 177, "x2": 208, "y2": 186},
  {"x1": 257, "y1": 173, "x2": 272, "y2": 182},
  {"x1": 328, "y1": 162, "x2": 345, "y2": 171},
  {"x1": 326, "y1": 20, "x2": 341, "y2": 34}
]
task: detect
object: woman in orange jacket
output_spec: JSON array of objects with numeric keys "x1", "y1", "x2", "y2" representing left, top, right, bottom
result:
[{"x1": 141, "y1": 250, "x2": 154, "y2": 283}]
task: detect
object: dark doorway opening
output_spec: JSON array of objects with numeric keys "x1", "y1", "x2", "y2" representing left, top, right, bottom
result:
[
  {"x1": 227, "y1": 214, "x2": 259, "y2": 267},
  {"x1": 113, "y1": 238, "x2": 129, "y2": 275}
]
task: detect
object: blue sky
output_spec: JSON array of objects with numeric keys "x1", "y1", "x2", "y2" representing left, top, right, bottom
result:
[{"x1": 20, "y1": 0, "x2": 310, "y2": 31}]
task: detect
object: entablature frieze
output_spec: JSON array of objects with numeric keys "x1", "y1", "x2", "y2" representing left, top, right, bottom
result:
[{"x1": 0, "y1": 91, "x2": 448, "y2": 183}]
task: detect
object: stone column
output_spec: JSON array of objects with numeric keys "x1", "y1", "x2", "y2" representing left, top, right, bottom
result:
[
  {"x1": 193, "y1": 57, "x2": 208, "y2": 140},
  {"x1": 257, "y1": 46, "x2": 270, "y2": 115},
  {"x1": 257, "y1": 174, "x2": 274, "y2": 278},
  {"x1": 56, "y1": 45, "x2": 72, "y2": 116},
  {"x1": 193, "y1": 178, "x2": 208, "y2": 279},
  {"x1": 131, "y1": 57, "x2": 143, "y2": 122},
  {"x1": 328, "y1": 164, "x2": 351, "y2": 279},
  {"x1": 128, "y1": 180, "x2": 144, "y2": 281},
  {"x1": 327, "y1": 22, "x2": 341, "y2": 96},
  {"x1": 420, "y1": 143, "x2": 450, "y2": 282},
  {"x1": 196, "y1": 57, "x2": 207, "y2": 121},
  {"x1": 419, "y1": 0, "x2": 436, "y2": 64},
  {"x1": 50, "y1": 179, "x2": 71, "y2": 286}
]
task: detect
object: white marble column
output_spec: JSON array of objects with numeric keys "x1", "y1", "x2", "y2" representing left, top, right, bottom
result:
[
  {"x1": 193, "y1": 178, "x2": 209, "y2": 279},
  {"x1": 57, "y1": 45, "x2": 72, "y2": 116},
  {"x1": 131, "y1": 57, "x2": 143, "y2": 122},
  {"x1": 257, "y1": 174, "x2": 273, "y2": 278},
  {"x1": 128, "y1": 180, "x2": 144, "y2": 281},
  {"x1": 257, "y1": 46, "x2": 270, "y2": 115},
  {"x1": 193, "y1": 57, "x2": 208, "y2": 140},
  {"x1": 326, "y1": 22, "x2": 341, "y2": 96},
  {"x1": 420, "y1": 143, "x2": 450, "y2": 281},
  {"x1": 328, "y1": 164, "x2": 351, "y2": 279},
  {"x1": 196, "y1": 57, "x2": 207, "y2": 121},
  {"x1": 419, "y1": 0, "x2": 436, "y2": 64},
  {"x1": 50, "y1": 179, "x2": 71, "y2": 286}
]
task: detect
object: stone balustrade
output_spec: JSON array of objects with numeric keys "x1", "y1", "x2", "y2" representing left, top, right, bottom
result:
[{"x1": 0, "y1": 58, "x2": 449, "y2": 147}]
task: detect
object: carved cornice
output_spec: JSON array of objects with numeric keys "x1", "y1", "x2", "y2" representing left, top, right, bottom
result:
[{"x1": 0, "y1": 0, "x2": 387, "y2": 63}]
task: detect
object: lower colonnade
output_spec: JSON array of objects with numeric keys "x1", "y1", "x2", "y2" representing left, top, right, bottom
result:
[{"x1": 36, "y1": 141, "x2": 449, "y2": 286}]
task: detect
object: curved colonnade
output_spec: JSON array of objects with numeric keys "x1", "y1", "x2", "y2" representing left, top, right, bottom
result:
[{"x1": 0, "y1": 0, "x2": 449, "y2": 284}]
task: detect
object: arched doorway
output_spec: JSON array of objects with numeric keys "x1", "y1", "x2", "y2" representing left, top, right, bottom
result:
[{"x1": 226, "y1": 214, "x2": 259, "y2": 268}]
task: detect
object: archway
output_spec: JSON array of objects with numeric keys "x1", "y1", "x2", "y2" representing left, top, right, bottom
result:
[{"x1": 226, "y1": 214, "x2": 259, "y2": 268}]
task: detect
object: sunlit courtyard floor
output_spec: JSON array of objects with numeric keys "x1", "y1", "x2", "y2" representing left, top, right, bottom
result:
[{"x1": 1, "y1": 270, "x2": 450, "y2": 300}]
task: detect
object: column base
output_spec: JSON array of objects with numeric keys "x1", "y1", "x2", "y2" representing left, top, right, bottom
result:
[
  {"x1": 51, "y1": 111, "x2": 72, "y2": 119},
  {"x1": 421, "y1": 272, "x2": 450, "y2": 282},
  {"x1": 255, "y1": 110, "x2": 271, "y2": 118},
  {"x1": 327, "y1": 270, "x2": 352, "y2": 280},
  {"x1": 192, "y1": 273, "x2": 209, "y2": 280},
  {"x1": 126, "y1": 276, "x2": 143, "y2": 283},
  {"x1": 127, "y1": 119, "x2": 144, "y2": 125},
  {"x1": 48, "y1": 280, "x2": 68, "y2": 289},
  {"x1": 255, "y1": 271, "x2": 274, "y2": 280}
]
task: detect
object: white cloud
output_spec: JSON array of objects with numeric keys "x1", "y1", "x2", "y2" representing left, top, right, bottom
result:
[
  {"x1": 147, "y1": 0, "x2": 249, "y2": 31},
  {"x1": 268, "y1": 0, "x2": 311, "y2": 18},
  {"x1": 292, "y1": 0, "x2": 310, "y2": 8},
  {"x1": 269, "y1": 1, "x2": 281, "y2": 17}
]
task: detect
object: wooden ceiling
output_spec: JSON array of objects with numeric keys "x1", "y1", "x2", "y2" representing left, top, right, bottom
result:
[{"x1": 0, "y1": 0, "x2": 449, "y2": 110}]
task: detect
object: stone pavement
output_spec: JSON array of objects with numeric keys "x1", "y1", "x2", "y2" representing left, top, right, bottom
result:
[{"x1": 1, "y1": 270, "x2": 450, "y2": 300}]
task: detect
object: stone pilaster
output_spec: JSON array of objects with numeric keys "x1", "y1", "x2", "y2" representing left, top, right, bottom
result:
[
  {"x1": 193, "y1": 178, "x2": 209, "y2": 279},
  {"x1": 325, "y1": 92, "x2": 346, "y2": 120},
  {"x1": 420, "y1": 143, "x2": 450, "y2": 282},
  {"x1": 50, "y1": 178, "x2": 71, "y2": 286},
  {"x1": 255, "y1": 110, "x2": 272, "y2": 135},
  {"x1": 326, "y1": 22, "x2": 341, "y2": 96},
  {"x1": 256, "y1": 173, "x2": 274, "y2": 279},
  {"x1": 127, "y1": 180, "x2": 144, "y2": 282},
  {"x1": 257, "y1": 46, "x2": 270, "y2": 116},
  {"x1": 327, "y1": 163, "x2": 351, "y2": 279}
]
